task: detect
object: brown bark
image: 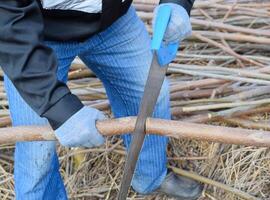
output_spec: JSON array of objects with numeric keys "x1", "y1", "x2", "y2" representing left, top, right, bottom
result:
[
  {"x1": 68, "y1": 69, "x2": 94, "y2": 79},
  {"x1": 182, "y1": 105, "x2": 270, "y2": 123},
  {"x1": 0, "y1": 117, "x2": 270, "y2": 147},
  {"x1": 222, "y1": 117, "x2": 270, "y2": 131},
  {"x1": 0, "y1": 117, "x2": 11, "y2": 128},
  {"x1": 170, "y1": 79, "x2": 229, "y2": 93},
  {"x1": 170, "y1": 87, "x2": 233, "y2": 100},
  {"x1": 191, "y1": 18, "x2": 270, "y2": 37}
]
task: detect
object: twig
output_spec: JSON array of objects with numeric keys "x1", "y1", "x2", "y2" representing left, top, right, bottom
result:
[{"x1": 169, "y1": 167, "x2": 259, "y2": 200}]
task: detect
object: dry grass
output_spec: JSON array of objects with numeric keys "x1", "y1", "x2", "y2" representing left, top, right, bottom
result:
[{"x1": 58, "y1": 134, "x2": 270, "y2": 199}]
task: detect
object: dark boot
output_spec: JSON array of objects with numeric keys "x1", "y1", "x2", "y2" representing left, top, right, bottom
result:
[{"x1": 156, "y1": 171, "x2": 203, "y2": 200}]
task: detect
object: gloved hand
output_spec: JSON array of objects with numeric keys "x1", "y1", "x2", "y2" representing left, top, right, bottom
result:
[
  {"x1": 55, "y1": 106, "x2": 105, "y2": 148},
  {"x1": 153, "y1": 3, "x2": 192, "y2": 44}
]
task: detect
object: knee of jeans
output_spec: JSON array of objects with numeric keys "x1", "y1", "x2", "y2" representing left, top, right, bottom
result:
[
  {"x1": 34, "y1": 144, "x2": 57, "y2": 171},
  {"x1": 15, "y1": 142, "x2": 58, "y2": 181}
]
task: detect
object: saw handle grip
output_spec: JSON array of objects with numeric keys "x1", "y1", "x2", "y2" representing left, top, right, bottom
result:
[
  {"x1": 151, "y1": 5, "x2": 172, "y2": 50},
  {"x1": 151, "y1": 5, "x2": 178, "y2": 66}
]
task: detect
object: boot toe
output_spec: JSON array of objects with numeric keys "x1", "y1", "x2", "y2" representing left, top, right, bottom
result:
[{"x1": 157, "y1": 171, "x2": 203, "y2": 200}]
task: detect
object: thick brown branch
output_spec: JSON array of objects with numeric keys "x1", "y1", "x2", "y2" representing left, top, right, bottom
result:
[{"x1": 0, "y1": 117, "x2": 270, "y2": 147}]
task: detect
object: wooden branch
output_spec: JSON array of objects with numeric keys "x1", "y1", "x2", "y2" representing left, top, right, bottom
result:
[
  {"x1": 1, "y1": 117, "x2": 270, "y2": 147},
  {"x1": 170, "y1": 166, "x2": 258, "y2": 200},
  {"x1": 169, "y1": 68, "x2": 270, "y2": 85},
  {"x1": 170, "y1": 79, "x2": 229, "y2": 93},
  {"x1": 223, "y1": 86, "x2": 270, "y2": 101},
  {"x1": 170, "y1": 64, "x2": 270, "y2": 81},
  {"x1": 191, "y1": 18, "x2": 270, "y2": 37},
  {"x1": 181, "y1": 99, "x2": 270, "y2": 112},
  {"x1": 222, "y1": 117, "x2": 270, "y2": 131},
  {"x1": 193, "y1": 31, "x2": 270, "y2": 46},
  {"x1": 0, "y1": 117, "x2": 11, "y2": 128},
  {"x1": 192, "y1": 33, "x2": 266, "y2": 68},
  {"x1": 171, "y1": 87, "x2": 233, "y2": 100}
]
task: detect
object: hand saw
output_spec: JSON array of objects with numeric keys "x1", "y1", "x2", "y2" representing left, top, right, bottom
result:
[{"x1": 118, "y1": 5, "x2": 179, "y2": 200}]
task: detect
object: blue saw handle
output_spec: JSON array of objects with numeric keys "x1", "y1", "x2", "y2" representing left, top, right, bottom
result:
[{"x1": 151, "y1": 5, "x2": 178, "y2": 66}]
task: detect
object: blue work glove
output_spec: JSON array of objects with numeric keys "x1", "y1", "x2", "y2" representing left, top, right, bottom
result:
[
  {"x1": 55, "y1": 106, "x2": 105, "y2": 148},
  {"x1": 153, "y1": 3, "x2": 192, "y2": 44}
]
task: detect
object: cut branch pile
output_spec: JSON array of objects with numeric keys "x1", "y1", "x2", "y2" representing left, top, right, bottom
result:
[{"x1": 0, "y1": 0, "x2": 269, "y2": 199}]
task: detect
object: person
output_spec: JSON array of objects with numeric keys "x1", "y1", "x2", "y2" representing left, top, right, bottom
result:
[{"x1": 0, "y1": 0, "x2": 202, "y2": 199}]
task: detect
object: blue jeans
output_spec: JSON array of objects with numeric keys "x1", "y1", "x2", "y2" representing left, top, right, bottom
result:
[{"x1": 4, "y1": 7, "x2": 170, "y2": 199}]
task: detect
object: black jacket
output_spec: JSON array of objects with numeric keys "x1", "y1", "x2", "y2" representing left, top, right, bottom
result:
[{"x1": 0, "y1": 0, "x2": 195, "y2": 130}]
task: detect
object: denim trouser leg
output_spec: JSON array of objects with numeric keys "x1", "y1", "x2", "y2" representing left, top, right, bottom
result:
[
  {"x1": 4, "y1": 42, "x2": 78, "y2": 200},
  {"x1": 79, "y1": 7, "x2": 171, "y2": 194}
]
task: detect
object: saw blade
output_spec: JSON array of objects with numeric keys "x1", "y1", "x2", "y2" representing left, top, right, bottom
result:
[{"x1": 118, "y1": 52, "x2": 168, "y2": 199}]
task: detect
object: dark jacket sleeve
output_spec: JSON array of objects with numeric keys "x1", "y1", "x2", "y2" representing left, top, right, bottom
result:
[
  {"x1": 0, "y1": 0, "x2": 83, "y2": 130},
  {"x1": 159, "y1": 0, "x2": 196, "y2": 15}
]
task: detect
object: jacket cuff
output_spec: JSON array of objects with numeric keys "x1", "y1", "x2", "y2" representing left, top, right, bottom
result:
[
  {"x1": 159, "y1": 0, "x2": 193, "y2": 15},
  {"x1": 42, "y1": 93, "x2": 84, "y2": 130}
]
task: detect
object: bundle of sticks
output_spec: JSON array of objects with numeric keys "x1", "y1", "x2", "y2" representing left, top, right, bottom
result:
[{"x1": 134, "y1": 0, "x2": 270, "y2": 128}]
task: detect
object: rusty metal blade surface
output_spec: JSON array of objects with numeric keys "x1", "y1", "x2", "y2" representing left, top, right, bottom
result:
[{"x1": 118, "y1": 53, "x2": 168, "y2": 199}]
